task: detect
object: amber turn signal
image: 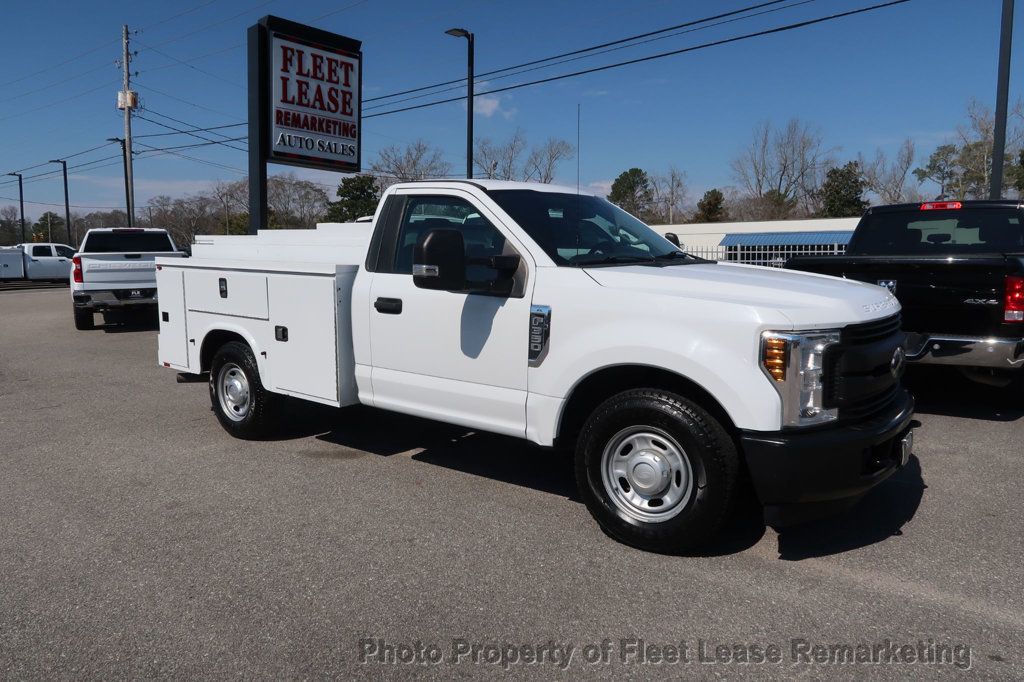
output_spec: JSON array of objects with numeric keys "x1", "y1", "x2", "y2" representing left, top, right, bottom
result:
[{"x1": 762, "y1": 336, "x2": 788, "y2": 382}]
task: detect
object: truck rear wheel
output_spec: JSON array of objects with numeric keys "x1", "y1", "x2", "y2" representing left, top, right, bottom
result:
[
  {"x1": 209, "y1": 341, "x2": 277, "y2": 439},
  {"x1": 73, "y1": 307, "x2": 94, "y2": 330},
  {"x1": 575, "y1": 389, "x2": 739, "y2": 553}
]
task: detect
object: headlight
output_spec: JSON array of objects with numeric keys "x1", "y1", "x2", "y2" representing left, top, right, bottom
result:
[{"x1": 760, "y1": 329, "x2": 841, "y2": 427}]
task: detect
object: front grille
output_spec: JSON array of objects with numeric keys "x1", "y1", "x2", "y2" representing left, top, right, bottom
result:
[
  {"x1": 827, "y1": 314, "x2": 904, "y2": 422},
  {"x1": 842, "y1": 313, "x2": 902, "y2": 345}
]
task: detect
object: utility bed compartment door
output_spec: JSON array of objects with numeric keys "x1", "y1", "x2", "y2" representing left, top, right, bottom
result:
[
  {"x1": 185, "y1": 269, "x2": 269, "y2": 319},
  {"x1": 267, "y1": 274, "x2": 338, "y2": 403},
  {"x1": 156, "y1": 267, "x2": 189, "y2": 368}
]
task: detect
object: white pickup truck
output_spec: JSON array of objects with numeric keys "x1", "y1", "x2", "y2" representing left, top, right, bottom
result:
[
  {"x1": 71, "y1": 227, "x2": 184, "y2": 329},
  {"x1": 156, "y1": 180, "x2": 914, "y2": 551},
  {"x1": 0, "y1": 243, "x2": 77, "y2": 281}
]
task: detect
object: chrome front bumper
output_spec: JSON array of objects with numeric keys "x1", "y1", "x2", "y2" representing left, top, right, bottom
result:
[{"x1": 905, "y1": 333, "x2": 1024, "y2": 369}]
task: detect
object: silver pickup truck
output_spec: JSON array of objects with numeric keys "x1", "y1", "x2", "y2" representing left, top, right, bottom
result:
[{"x1": 71, "y1": 228, "x2": 184, "y2": 330}]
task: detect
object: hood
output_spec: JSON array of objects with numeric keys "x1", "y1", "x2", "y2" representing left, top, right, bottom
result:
[{"x1": 585, "y1": 262, "x2": 899, "y2": 328}]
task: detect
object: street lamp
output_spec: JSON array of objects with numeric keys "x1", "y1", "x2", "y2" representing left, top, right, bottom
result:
[
  {"x1": 445, "y1": 27, "x2": 474, "y2": 179},
  {"x1": 6, "y1": 172, "x2": 25, "y2": 242},
  {"x1": 107, "y1": 137, "x2": 133, "y2": 226},
  {"x1": 48, "y1": 159, "x2": 73, "y2": 245}
]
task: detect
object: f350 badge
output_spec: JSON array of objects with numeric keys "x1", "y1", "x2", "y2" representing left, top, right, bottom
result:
[{"x1": 877, "y1": 279, "x2": 897, "y2": 294}]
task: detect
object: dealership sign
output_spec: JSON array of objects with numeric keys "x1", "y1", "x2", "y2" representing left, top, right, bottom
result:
[
  {"x1": 270, "y1": 29, "x2": 361, "y2": 170},
  {"x1": 247, "y1": 17, "x2": 362, "y2": 232}
]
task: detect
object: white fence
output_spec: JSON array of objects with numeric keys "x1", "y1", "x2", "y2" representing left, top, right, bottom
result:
[{"x1": 684, "y1": 243, "x2": 848, "y2": 267}]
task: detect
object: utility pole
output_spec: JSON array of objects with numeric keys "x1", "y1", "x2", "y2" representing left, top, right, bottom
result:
[
  {"x1": 990, "y1": 0, "x2": 1015, "y2": 199},
  {"x1": 119, "y1": 24, "x2": 137, "y2": 225},
  {"x1": 49, "y1": 159, "x2": 72, "y2": 245},
  {"x1": 6, "y1": 172, "x2": 25, "y2": 242},
  {"x1": 108, "y1": 138, "x2": 131, "y2": 224}
]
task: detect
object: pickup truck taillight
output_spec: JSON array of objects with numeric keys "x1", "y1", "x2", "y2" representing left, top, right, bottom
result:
[
  {"x1": 1006, "y1": 276, "x2": 1024, "y2": 322},
  {"x1": 72, "y1": 256, "x2": 83, "y2": 283}
]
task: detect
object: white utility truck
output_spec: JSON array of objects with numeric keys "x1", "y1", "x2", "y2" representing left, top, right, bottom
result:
[
  {"x1": 0, "y1": 243, "x2": 76, "y2": 281},
  {"x1": 156, "y1": 180, "x2": 914, "y2": 551},
  {"x1": 71, "y1": 227, "x2": 183, "y2": 330}
]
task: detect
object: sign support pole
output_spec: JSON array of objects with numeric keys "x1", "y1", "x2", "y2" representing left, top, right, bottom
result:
[{"x1": 247, "y1": 23, "x2": 270, "y2": 235}]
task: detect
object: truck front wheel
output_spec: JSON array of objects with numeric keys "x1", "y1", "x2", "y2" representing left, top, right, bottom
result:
[
  {"x1": 575, "y1": 389, "x2": 739, "y2": 553},
  {"x1": 209, "y1": 341, "x2": 276, "y2": 439}
]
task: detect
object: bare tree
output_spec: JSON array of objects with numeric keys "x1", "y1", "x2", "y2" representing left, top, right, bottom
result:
[
  {"x1": 371, "y1": 140, "x2": 452, "y2": 186},
  {"x1": 267, "y1": 173, "x2": 329, "y2": 228},
  {"x1": 860, "y1": 138, "x2": 915, "y2": 203},
  {"x1": 524, "y1": 138, "x2": 575, "y2": 183},
  {"x1": 650, "y1": 167, "x2": 688, "y2": 223},
  {"x1": 474, "y1": 128, "x2": 528, "y2": 180},
  {"x1": 211, "y1": 180, "x2": 248, "y2": 235},
  {"x1": 0, "y1": 205, "x2": 19, "y2": 245},
  {"x1": 731, "y1": 118, "x2": 832, "y2": 217}
]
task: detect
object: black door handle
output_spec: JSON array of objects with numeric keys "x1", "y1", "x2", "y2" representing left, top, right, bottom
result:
[{"x1": 374, "y1": 297, "x2": 403, "y2": 314}]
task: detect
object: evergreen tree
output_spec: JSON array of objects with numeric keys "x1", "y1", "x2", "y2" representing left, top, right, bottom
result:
[
  {"x1": 692, "y1": 189, "x2": 728, "y2": 223},
  {"x1": 819, "y1": 162, "x2": 868, "y2": 217},
  {"x1": 325, "y1": 175, "x2": 379, "y2": 222}
]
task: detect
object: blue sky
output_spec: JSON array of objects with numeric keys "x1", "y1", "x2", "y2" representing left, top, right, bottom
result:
[{"x1": 0, "y1": 0, "x2": 1020, "y2": 220}]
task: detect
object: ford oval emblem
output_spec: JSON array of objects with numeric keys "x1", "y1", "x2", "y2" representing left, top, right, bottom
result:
[{"x1": 890, "y1": 346, "x2": 906, "y2": 378}]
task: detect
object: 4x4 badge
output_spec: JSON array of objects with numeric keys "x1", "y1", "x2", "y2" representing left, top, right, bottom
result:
[{"x1": 877, "y1": 279, "x2": 897, "y2": 294}]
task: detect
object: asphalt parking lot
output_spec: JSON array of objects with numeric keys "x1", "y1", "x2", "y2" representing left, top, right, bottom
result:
[{"x1": 1, "y1": 286, "x2": 1022, "y2": 678}]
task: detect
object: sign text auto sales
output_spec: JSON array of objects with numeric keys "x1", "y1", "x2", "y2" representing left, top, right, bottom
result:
[{"x1": 271, "y1": 34, "x2": 360, "y2": 168}]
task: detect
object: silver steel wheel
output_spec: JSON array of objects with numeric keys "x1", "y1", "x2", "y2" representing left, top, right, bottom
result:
[
  {"x1": 601, "y1": 426, "x2": 694, "y2": 523},
  {"x1": 216, "y1": 363, "x2": 251, "y2": 422}
]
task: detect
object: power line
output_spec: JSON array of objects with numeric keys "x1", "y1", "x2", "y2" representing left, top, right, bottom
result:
[
  {"x1": 363, "y1": 0, "x2": 819, "y2": 113},
  {"x1": 365, "y1": 0, "x2": 912, "y2": 120},
  {"x1": 138, "y1": 137, "x2": 247, "y2": 154},
  {"x1": 365, "y1": 0, "x2": 793, "y2": 104},
  {"x1": 0, "y1": 0, "x2": 226, "y2": 92},
  {"x1": 135, "y1": 83, "x2": 241, "y2": 120},
  {"x1": 133, "y1": 141, "x2": 248, "y2": 174},
  {"x1": 136, "y1": 40, "x2": 243, "y2": 88},
  {"x1": 135, "y1": 122, "x2": 247, "y2": 138},
  {"x1": 141, "y1": 109, "x2": 248, "y2": 143},
  {"x1": 0, "y1": 81, "x2": 115, "y2": 123},
  {"x1": 136, "y1": 114, "x2": 248, "y2": 151}
]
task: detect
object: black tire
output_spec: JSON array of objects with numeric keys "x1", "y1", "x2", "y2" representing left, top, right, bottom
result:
[
  {"x1": 73, "y1": 307, "x2": 94, "y2": 330},
  {"x1": 208, "y1": 340, "x2": 277, "y2": 439},
  {"x1": 575, "y1": 389, "x2": 739, "y2": 553}
]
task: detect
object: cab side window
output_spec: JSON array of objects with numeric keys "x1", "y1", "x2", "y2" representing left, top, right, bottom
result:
[
  {"x1": 31, "y1": 245, "x2": 53, "y2": 257},
  {"x1": 393, "y1": 196, "x2": 509, "y2": 282},
  {"x1": 55, "y1": 246, "x2": 75, "y2": 258}
]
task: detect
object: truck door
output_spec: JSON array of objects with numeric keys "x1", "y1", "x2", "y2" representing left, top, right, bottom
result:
[
  {"x1": 53, "y1": 245, "x2": 75, "y2": 279},
  {"x1": 367, "y1": 192, "x2": 532, "y2": 438},
  {"x1": 26, "y1": 244, "x2": 60, "y2": 279}
]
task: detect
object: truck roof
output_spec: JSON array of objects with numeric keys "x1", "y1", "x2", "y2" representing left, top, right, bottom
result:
[
  {"x1": 83, "y1": 227, "x2": 170, "y2": 233},
  {"x1": 389, "y1": 179, "x2": 597, "y2": 196},
  {"x1": 867, "y1": 199, "x2": 1024, "y2": 214}
]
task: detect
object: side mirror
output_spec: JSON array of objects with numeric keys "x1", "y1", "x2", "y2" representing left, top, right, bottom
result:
[
  {"x1": 413, "y1": 228, "x2": 466, "y2": 291},
  {"x1": 664, "y1": 232, "x2": 681, "y2": 247}
]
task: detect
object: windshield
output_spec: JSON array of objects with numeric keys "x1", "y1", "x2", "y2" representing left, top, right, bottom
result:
[
  {"x1": 488, "y1": 190, "x2": 682, "y2": 266},
  {"x1": 849, "y1": 208, "x2": 1024, "y2": 255},
  {"x1": 82, "y1": 231, "x2": 176, "y2": 253}
]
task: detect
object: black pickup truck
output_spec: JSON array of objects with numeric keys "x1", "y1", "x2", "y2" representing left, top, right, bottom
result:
[{"x1": 786, "y1": 200, "x2": 1024, "y2": 387}]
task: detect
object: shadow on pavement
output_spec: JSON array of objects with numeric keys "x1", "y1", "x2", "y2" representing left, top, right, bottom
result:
[
  {"x1": 774, "y1": 455, "x2": 926, "y2": 561},
  {"x1": 906, "y1": 367, "x2": 1022, "y2": 422},
  {"x1": 275, "y1": 402, "x2": 926, "y2": 559},
  {"x1": 100, "y1": 311, "x2": 159, "y2": 333},
  {"x1": 0, "y1": 281, "x2": 68, "y2": 293}
]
